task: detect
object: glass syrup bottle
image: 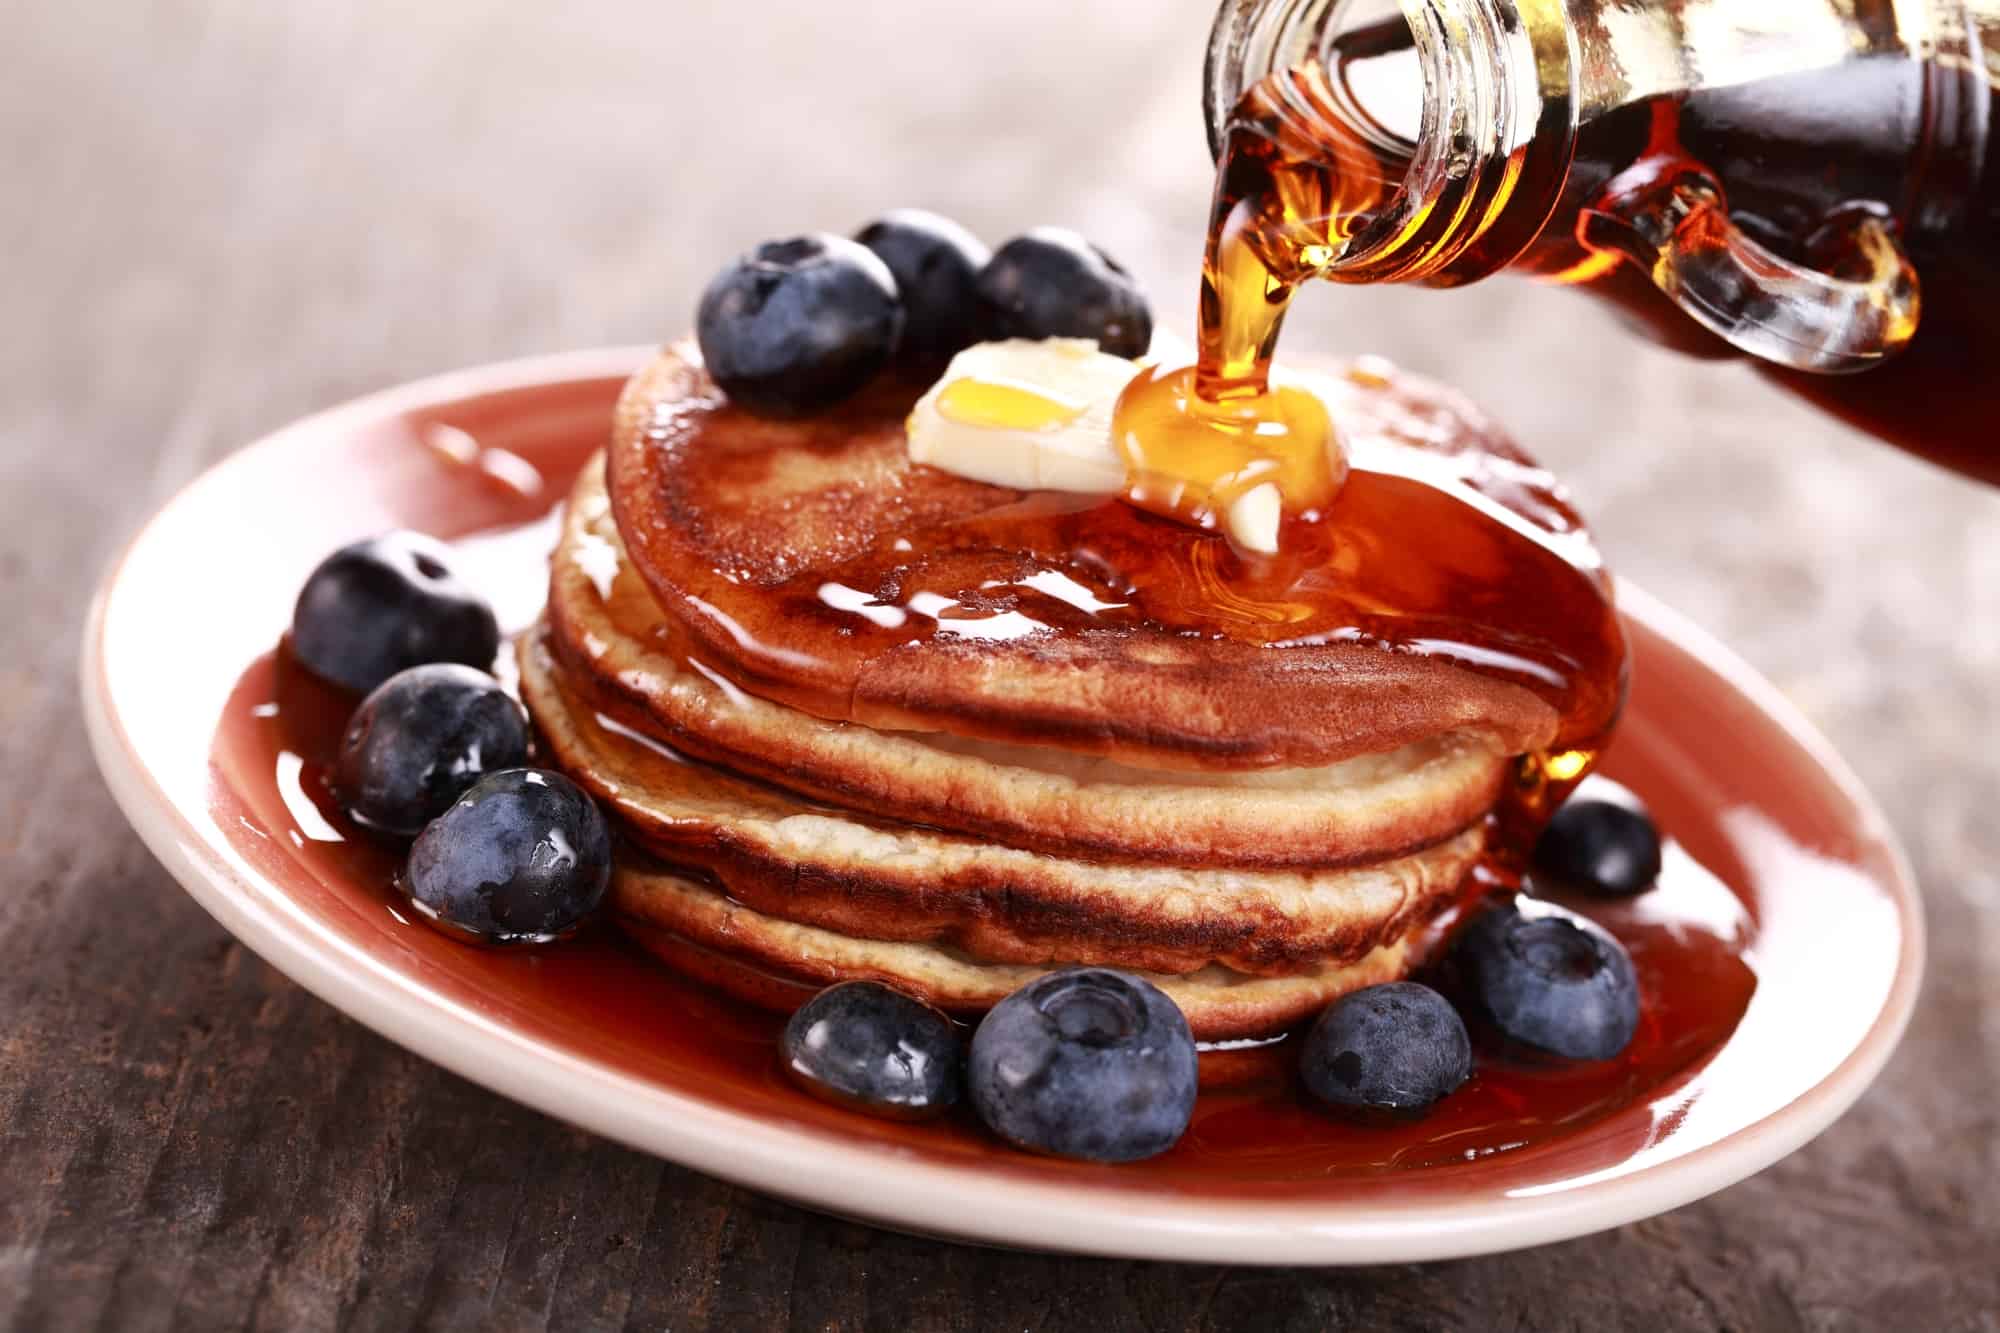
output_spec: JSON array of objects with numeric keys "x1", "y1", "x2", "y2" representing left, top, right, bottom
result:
[{"x1": 1202, "y1": 0, "x2": 1999, "y2": 482}]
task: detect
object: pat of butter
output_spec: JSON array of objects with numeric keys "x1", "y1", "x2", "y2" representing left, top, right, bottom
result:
[
  {"x1": 904, "y1": 336, "x2": 1284, "y2": 554},
  {"x1": 935, "y1": 378, "x2": 1088, "y2": 431},
  {"x1": 906, "y1": 339, "x2": 1133, "y2": 493}
]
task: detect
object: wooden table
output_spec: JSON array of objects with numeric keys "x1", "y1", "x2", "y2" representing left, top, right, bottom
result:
[{"x1": 6, "y1": 3, "x2": 1996, "y2": 1327}]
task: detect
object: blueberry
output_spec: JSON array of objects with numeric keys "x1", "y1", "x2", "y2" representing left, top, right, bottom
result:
[
  {"x1": 695, "y1": 234, "x2": 905, "y2": 416},
  {"x1": 1535, "y1": 798, "x2": 1664, "y2": 897},
  {"x1": 1453, "y1": 902, "x2": 1640, "y2": 1061},
  {"x1": 781, "y1": 982, "x2": 963, "y2": 1120},
  {"x1": 1301, "y1": 982, "x2": 1472, "y2": 1117},
  {"x1": 404, "y1": 769, "x2": 611, "y2": 944},
  {"x1": 855, "y1": 209, "x2": 991, "y2": 367},
  {"x1": 291, "y1": 531, "x2": 500, "y2": 693},
  {"x1": 968, "y1": 968, "x2": 1196, "y2": 1163},
  {"x1": 974, "y1": 228, "x2": 1153, "y2": 358},
  {"x1": 332, "y1": 664, "x2": 529, "y2": 836}
]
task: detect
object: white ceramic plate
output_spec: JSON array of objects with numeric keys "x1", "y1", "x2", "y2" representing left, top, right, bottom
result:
[{"x1": 83, "y1": 348, "x2": 1923, "y2": 1265}]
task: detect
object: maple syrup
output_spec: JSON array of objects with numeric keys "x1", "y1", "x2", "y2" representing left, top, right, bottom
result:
[
  {"x1": 209, "y1": 634, "x2": 1757, "y2": 1176},
  {"x1": 1090, "y1": 46, "x2": 1623, "y2": 848},
  {"x1": 1112, "y1": 59, "x2": 1382, "y2": 536}
]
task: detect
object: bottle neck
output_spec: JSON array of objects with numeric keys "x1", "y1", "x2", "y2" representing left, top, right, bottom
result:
[{"x1": 1206, "y1": 0, "x2": 1577, "y2": 284}]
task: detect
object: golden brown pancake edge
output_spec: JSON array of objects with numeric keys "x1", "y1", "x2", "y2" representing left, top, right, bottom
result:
[
  {"x1": 610, "y1": 857, "x2": 1417, "y2": 1042},
  {"x1": 522, "y1": 627, "x2": 1481, "y2": 976}
]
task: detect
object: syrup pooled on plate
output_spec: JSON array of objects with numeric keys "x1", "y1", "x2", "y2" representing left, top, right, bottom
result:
[{"x1": 211, "y1": 610, "x2": 1754, "y2": 1180}]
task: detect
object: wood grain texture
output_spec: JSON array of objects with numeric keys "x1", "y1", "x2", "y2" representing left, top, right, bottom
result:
[{"x1": 3, "y1": 2, "x2": 1996, "y2": 1329}]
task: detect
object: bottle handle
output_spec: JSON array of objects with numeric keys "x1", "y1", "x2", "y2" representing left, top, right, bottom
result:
[{"x1": 1578, "y1": 160, "x2": 1921, "y2": 374}]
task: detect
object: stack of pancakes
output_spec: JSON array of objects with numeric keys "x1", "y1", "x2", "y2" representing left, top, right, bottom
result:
[{"x1": 521, "y1": 345, "x2": 1568, "y2": 1041}]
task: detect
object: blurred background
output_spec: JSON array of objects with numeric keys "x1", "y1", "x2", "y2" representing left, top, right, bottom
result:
[{"x1": 5, "y1": 0, "x2": 1995, "y2": 1320}]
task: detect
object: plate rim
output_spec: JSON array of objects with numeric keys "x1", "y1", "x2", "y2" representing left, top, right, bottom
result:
[{"x1": 79, "y1": 346, "x2": 1926, "y2": 1266}]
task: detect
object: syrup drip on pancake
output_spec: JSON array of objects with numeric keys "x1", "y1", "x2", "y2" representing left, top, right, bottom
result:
[
  {"x1": 1091, "y1": 57, "x2": 1629, "y2": 854},
  {"x1": 613, "y1": 351, "x2": 1627, "y2": 866}
]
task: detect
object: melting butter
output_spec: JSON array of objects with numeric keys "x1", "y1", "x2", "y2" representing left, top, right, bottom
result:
[
  {"x1": 1113, "y1": 364, "x2": 1345, "y2": 552},
  {"x1": 905, "y1": 338, "x2": 1133, "y2": 493},
  {"x1": 935, "y1": 378, "x2": 1087, "y2": 432},
  {"x1": 906, "y1": 337, "x2": 1333, "y2": 553}
]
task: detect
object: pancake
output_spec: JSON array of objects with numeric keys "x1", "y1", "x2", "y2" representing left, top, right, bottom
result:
[
  {"x1": 610, "y1": 857, "x2": 1415, "y2": 1041},
  {"x1": 531, "y1": 344, "x2": 1625, "y2": 1044},
  {"x1": 616, "y1": 918, "x2": 1292, "y2": 1090},
  {"x1": 606, "y1": 342, "x2": 1600, "y2": 771},
  {"x1": 522, "y1": 626, "x2": 1481, "y2": 976},
  {"x1": 547, "y1": 457, "x2": 1516, "y2": 868}
]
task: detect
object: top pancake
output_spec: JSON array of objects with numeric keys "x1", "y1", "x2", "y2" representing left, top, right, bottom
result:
[{"x1": 608, "y1": 343, "x2": 1609, "y2": 770}]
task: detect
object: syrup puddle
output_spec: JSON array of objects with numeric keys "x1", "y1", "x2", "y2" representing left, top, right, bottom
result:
[{"x1": 206, "y1": 492, "x2": 1763, "y2": 1182}]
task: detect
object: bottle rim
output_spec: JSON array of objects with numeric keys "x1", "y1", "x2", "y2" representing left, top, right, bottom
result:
[{"x1": 1205, "y1": 0, "x2": 1579, "y2": 283}]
